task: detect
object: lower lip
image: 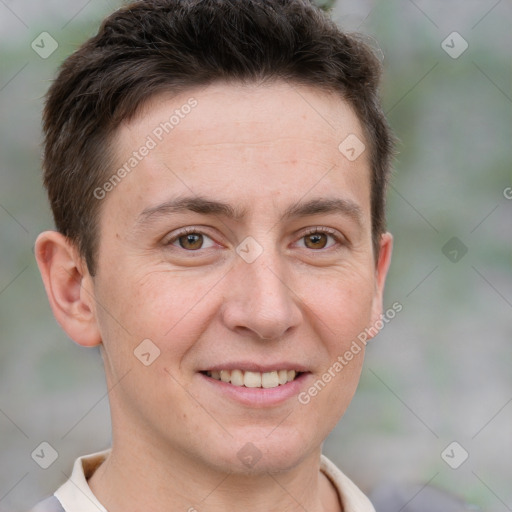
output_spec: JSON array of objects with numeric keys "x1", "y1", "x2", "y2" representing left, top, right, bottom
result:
[{"x1": 199, "y1": 372, "x2": 311, "y2": 407}]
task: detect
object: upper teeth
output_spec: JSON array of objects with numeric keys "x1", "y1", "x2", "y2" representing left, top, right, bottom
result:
[{"x1": 206, "y1": 369, "x2": 298, "y2": 388}]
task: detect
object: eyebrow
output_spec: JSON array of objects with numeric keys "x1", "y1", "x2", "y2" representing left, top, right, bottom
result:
[
  {"x1": 281, "y1": 197, "x2": 363, "y2": 226},
  {"x1": 136, "y1": 196, "x2": 247, "y2": 225},
  {"x1": 135, "y1": 195, "x2": 363, "y2": 227}
]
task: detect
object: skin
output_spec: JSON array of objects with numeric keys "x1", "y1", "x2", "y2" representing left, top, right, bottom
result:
[{"x1": 35, "y1": 80, "x2": 392, "y2": 512}]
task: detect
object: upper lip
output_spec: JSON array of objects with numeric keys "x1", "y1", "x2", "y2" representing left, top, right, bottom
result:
[{"x1": 201, "y1": 362, "x2": 310, "y2": 373}]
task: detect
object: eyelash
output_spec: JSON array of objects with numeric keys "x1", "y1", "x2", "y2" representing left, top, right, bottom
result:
[
  {"x1": 165, "y1": 226, "x2": 346, "y2": 251},
  {"x1": 165, "y1": 227, "x2": 216, "y2": 250},
  {"x1": 299, "y1": 226, "x2": 342, "y2": 247}
]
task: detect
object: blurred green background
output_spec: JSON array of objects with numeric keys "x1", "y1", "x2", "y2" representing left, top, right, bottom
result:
[{"x1": 0, "y1": 1, "x2": 511, "y2": 510}]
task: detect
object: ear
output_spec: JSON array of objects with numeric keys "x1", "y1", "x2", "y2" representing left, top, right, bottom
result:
[
  {"x1": 34, "y1": 231, "x2": 102, "y2": 347},
  {"x1": 368, "y1": 232, "x2": 393, "y2": 339}
]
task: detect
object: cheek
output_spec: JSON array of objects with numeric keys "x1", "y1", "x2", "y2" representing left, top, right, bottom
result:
[
  {"x1": 318, "y1": 272, "x2": 374, "y2": 412},
  {"x1": 135, "y1": 270, "x2": 222, "y2": 335},
  {"x1": 291, "y1": 267, "x2": 374, "y2": 417},
  {"x1": 95, "y1": 268, "x2": 222, "y2": 362},
  {"x1": 304, "y1": 266, "x2": 376, "y2": 347}
]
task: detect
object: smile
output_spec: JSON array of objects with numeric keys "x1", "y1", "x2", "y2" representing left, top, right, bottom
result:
[{"x1": 203, "y1": 369, "x2": 301, "y2": 388}]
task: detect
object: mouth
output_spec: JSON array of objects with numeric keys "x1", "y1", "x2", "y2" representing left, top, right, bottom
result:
[{"x1": 200, "y1": 369, "x2": 304, "y2": 388}]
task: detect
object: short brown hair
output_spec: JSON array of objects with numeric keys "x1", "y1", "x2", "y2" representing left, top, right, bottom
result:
[{"x1": 42, "y1": 0, "x2": 394, "y2": 275}]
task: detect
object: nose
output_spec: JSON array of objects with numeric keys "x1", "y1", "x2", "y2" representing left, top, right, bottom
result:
[{"x1": 221, "y1": 252, "x2": 303, "y2": 341}]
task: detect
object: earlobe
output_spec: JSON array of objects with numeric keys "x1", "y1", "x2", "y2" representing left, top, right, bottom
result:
[
  {"x1": 369, "y1": 232, "x2": 394, "y2": 337},
  {"x1": 34, "y1": 231, "x2": 102, "y2": 347}
]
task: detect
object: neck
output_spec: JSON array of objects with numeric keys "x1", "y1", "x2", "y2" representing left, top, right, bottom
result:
[{"x1": 88, "y1": 429, "x2": 341, "y2": 512}]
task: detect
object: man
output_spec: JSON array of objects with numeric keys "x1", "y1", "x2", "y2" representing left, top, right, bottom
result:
[{"x1": 32, "y1": 0, "x2": 394, "y2": 510}]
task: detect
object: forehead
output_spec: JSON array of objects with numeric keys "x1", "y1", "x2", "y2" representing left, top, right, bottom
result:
[
  {"x1": 121, "y1": 80, "x2": 364, "y2": 150},
  {"x1": 106, "y1": 80, "x2": 371, "y2": 225}
]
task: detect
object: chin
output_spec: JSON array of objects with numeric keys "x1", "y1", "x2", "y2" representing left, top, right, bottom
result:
[{"x1": 201, "y1": 425, "x2": 321, "y2": 475}]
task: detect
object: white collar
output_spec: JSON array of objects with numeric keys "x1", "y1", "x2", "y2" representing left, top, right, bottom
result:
[{"x1": 53, "y1": 449, "x2": 375, "y2": 512}]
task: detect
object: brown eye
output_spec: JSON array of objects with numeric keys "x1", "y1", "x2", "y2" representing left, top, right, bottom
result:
[
  {"x1": 178, "y1": 233, "x2": 203, "y2": 250},
  {"x1": 303, "y1": 232, "x2": 328, "y2": 249},
  {"x1": 167, "y1": 229, "x2": 216, "y2": 251}
]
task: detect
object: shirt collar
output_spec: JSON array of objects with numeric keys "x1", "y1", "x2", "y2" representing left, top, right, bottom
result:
[
  {"x1": 54, "y1": 450, "x2": 375, "y2": 512},
  {"x1": 54, "y1": 450, "x2": 109, "y2": 512}
]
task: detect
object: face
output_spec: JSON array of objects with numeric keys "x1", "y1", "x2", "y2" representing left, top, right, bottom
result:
[{"x1": 88, "y1": 81, "x2": 392, "y2": 474}]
